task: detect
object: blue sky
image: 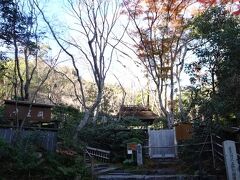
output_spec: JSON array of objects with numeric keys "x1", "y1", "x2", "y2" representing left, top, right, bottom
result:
[
  {"x1": 39, "y1": 0, "x2": 192, "y2": 91},
  {"x1": 39, "y1": 0, "x2": 146, "y2": 89}
]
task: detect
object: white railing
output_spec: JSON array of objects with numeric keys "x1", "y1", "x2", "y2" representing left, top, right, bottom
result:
[{"x1": 86, "y1": 146, "x2": 110, "y2": 162}]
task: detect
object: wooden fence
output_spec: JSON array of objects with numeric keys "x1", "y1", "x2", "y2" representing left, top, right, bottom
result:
[
  {"x1": 0, "y1": 126, "x2": 57, "y2": 152},
  {"x1": 86, "y1": 146, "x2": 110, "y2": 162},
  {"x1": 145, "y1": 133, "x2": 240, "y2": 174},
  {"x1": 212, "y1": 134, "x2": 240, "y2": 170},
  {"x1": 212, "y1": 134, "x2": 224, "y2": 168}
]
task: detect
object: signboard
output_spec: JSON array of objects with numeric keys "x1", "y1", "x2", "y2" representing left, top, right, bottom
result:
[
  {"x1": 175, "y1": 123, "x2": 193, "y2": 141},
  {"x1": 4, "y1": 100, "x2": 53, "y2": 123},
  {"x1": 223, "y1": 140, "x2": 240, "y2": 180},
  {"x1": 127, "y1": 150, "x2": 133, "y2": 155},
  {"x1": 127, "y1": 143, "x2": 137, "y2": 155},
  {"x1": 127, "y1": 143, "x2": 137, "y2": 151}
]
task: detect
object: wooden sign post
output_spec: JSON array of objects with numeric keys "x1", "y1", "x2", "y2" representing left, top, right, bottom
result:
[
  {"x1": 223, "y1": 140, "x2": 240, "y2": 180},
  {"x1": 137, "y1": 144, "x2": 143, "y2": 166},
  {"x1": 127, "y1": 143, "x2": 137, "y2": 162}
]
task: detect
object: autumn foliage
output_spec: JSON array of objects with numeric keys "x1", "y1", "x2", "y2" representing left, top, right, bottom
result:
[
  {"x1": 197, "y1": 0, "x2": 240, "y2": 15},
  {"x1": 123, "y1": 0, "x2": 195, "y2": 126},
  {"x1": 123, "y1": 0, "x2": 239, "y2": 126}
]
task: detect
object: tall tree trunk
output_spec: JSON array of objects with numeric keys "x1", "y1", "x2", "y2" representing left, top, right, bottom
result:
[
  {"x1": 14, "y1": 38, "x2": 24, "y2": 100},
  {"x1": 114, "y1": 75, "x2": 126, "y2": 121},
  {"x1": 211, "y1": 67, "x2": 220, "y2": 122},
  {"x1": 164, "y1": 82, "x2": 168, "y2": 110},
  {"x1": 74, "y1": 87, "x2": 103, "y2": 141},
  {"x1": 169, "y1": 63, "x2": 174, "y2": 128},
  {"x1": 24, "y1": 47, "x2": 30, "y2": 100},
  {"x1": 157, "y1": 83, "x2": 168, "y2": 118},
  {"x1": 211, "y1": 68, "x2": 216, "y2": 96},
  {"x1": 92, "y1": 103, "x2": 100, "y2": 124},
  {"x1": 13, "y1": 62, "x2": 19, "y2": 127},
  {"x1": 176, "y1": 75, "x2": 185, "y2": 122},
  {"x1": 146, "y1": 75, "x2": 150, "y2": 108}
]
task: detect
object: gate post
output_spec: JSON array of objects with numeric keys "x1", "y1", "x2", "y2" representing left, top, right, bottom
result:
[
  {"x1": 137, "y1": 144, "x2": 143, "y2": 166},
  {"x1": 148, "y1": 127, "x2": 152, "y2": 158},
  {"x1": 173, "y1": 127, "x2": 178, "y2": 158},
  {"x1": 223, "y1": 140, "x2": 240, "y2": 180}
]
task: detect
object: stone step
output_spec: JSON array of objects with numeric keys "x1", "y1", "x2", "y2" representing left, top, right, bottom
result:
[
  {"x1": 94, "y1": 164, "x2": 111, "y2": 168},
  {"x1": 86, "y1": 163, "x2": 120, "y2": 175},
  {"x1": 94, "y1": 166, "x2": 109, "y2": 172},
  {"x1": 94, "y1": 167, "x2": 120, "y2": 175},
  {"x1": 86, "y1": 163, "x2": 110, "y2": 169},
  {"x1": 150, "y1": 157, "x2": 179, "y2": 162},
  {"x1": 97, "y1": 174, "x2": 217, "y2": 180},
  {"x1": 106, "y1": 169, "x2": 177, "y2": 175},
  {"x1": 107, "y1": 172, "x2": 132, "y2": 175}
]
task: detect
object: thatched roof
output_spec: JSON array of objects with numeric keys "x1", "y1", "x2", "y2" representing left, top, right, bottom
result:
[
  {"x1": 4, "y1": 100, "x2": 54, "y2": 108},
  {"x1": 118, "y1": 105, "x2": 159, "y2": 121}
]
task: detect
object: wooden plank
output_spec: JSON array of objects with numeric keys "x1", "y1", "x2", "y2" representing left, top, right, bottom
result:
[
  {"x1": 215, "y1": 142, "x2": 223, "y2": 148},
  {"x1": 88, "y1": 153, "x2": 110, "y2": 159},
  {"x1": 86, "y1": 146, "x2": 110, "y2": 154},
  {"x1": 214, "y1": 149, "x2": 224, "y2": 157},
  {"x1": 86, "y1": 146, "x2": 110, "y2": 162}
]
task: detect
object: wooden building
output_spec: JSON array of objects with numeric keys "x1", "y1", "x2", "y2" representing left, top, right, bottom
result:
[
  {"x1": 118, "y1": 105, "x2": 159, "y2": 124},
  {"x1": 4, "y1": 100, "x2": 54, "y2": 126}
]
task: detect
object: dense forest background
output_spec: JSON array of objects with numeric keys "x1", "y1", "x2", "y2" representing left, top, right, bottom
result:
[
  {"x1": 0, "y1": 0, "x2": 239, "y2": 127},
  {"x1": 0, "y1": 0, "x2": 239, "y2": 178}
]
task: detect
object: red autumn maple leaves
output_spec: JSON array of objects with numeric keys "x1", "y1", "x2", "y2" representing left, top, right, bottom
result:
[{"x1": 197, "y1": 0, "x2": 240, "y2": 15}]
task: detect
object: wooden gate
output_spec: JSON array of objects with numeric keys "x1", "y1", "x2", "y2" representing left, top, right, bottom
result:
[{"x1": 148, "y1": 129, "x2": 177, "y2": 158}]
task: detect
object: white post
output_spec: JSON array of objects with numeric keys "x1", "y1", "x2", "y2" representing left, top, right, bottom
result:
[
  {"x1": 148, "y1": 127, "x2": 152, "y2": 158},
  {"x1": 137, "y1": 144, "x2": 143, "y2": 166},
  {"x1": 173, "y1": 127, "x2": 178, "y2": 158},
  {"x1": 223, "y1": 140, "x2": 240, "y2": 180}
]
